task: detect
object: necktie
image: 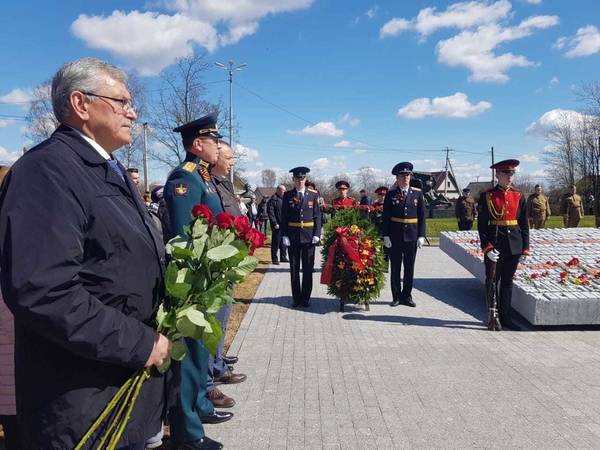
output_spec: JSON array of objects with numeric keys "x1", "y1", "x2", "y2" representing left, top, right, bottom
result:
[
  {"x1": 107, "y1": 159, "x2": 125, "y2": 182},
  {"x1": 298, "y1": 191, "x2": 303, "y2": 201}
]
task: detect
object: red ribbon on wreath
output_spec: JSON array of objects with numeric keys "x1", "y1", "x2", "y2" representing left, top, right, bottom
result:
[{"x1": 321, "y1": 226, "x2": 366, "y2": 285}]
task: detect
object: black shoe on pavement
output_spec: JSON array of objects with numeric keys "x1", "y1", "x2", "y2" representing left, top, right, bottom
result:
[
  {"x1": 292, "y1": 300, "x2": 301, "y2": 307},
  {"x1": 272, "y1": 261, "x2": 280, "y2": 265},
  {"x1": 301, "y1": 301, "x2": 310, "y2": 307},
  {"x1": 390, "y1": 299, "x2": 401, "y2": 307},
  {"x1": 174, "y1": 436, "x2": 224, "y2": 449},
  {"x1": 280, "y1": 258, "x2": 289, "y2": 263},
  {"x1": 222, "y1": 355, "x2": 238, "y2": 365},
  {"x1": 402, "y1": 296, "x2": 416, "y2": 307},
  {"x1": 501, "y1": 318, "x2": 522, "y2": 331},
  {"x1": 200, "y1": 411, "x2": 234, "y2": 424}
]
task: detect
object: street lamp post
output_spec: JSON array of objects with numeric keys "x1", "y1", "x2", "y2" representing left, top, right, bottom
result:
[{"x1": 215, "y1": 60, "x2": 247, "y2": 183}]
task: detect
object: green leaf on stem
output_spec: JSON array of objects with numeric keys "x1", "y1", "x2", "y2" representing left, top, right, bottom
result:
[
  {"x1": 232, "y1": 256, "x2": 259, "y2": 276},
  {"x1": 225, "y1": 270, "x2": 245, "y2": 283},
  {"x1": 192, "y1": 235, "x2": 208, "y2": 260},
  {"x1": 192, "y1": 219, "x2": 209, "y2": 238},
  {"x1": 157, "y1": 355, "x2": 172, "y2": 374},
  {"x1": 202, "y1": 314, "x2": 223, "y2": 356},
  {"x1": 176, "y1": 316, "x2": 205, "y2": 340},
  {"x1": 222, "y1": 230, "x2": 235, "y2": 246},
  {"x1": 207, "y1": 244, "x2": 239, "y2": 261},
  {"x1": 166, "y1": 235, "x2": 188, "y2": 256},
  {"x1": 165, "y1": 262, "x2": 179, "y2": 292},
  {"x1": 179, "y1": 307, "x2": 212, "y2": 330},
  {"x1": 171, "y1": 247, "x2": 195, "y2": 260},
  {"x1": 156, "y1": 304, "x2": 167, "y2": 326},
  {"x1": 169, "y1": 341, "x2": 186, "y2": 361}
]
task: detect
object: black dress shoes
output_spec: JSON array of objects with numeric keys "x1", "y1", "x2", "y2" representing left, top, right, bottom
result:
[
  {"x1": 292, "y1": 300, "x2": 301, "y2": 307},
  {"x1": 174, "y1": 436, "x2": 224, "y2": 450},
  {"x1": 200, "y1": 411, "x2": 234, "y2": 424},
  {"x1": 501, "y1": 318, "x2": 521, "y2": 331},
  {"x1": 272, "y1": 261, "x2": 280, "y2": 265},
  {"x1": 222, "y1": 355, "x2": 238, "y2": 365},
  {"x1": 301, "y1": 301, "x2": 310, "y2": 307},
  {"x1": 390, "y1": 299, "x2": 401, "y2": 307},
  {"x1": 402, "y1": 296, "x2": 416, "y2": 307}
]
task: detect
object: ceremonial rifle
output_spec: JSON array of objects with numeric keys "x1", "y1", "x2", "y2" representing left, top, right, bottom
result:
[{"x1": 486, "y1": 222, "x2": 500, "y2": 331}]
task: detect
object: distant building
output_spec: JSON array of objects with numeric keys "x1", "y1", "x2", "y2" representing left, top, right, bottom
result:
[
  {"x1": 254, "y1": 187, "x2": 277, "y2": 199},
  {"x1": 414, "y1": 171, "x2": 461, "y2": 200},
  {"x1": 465, "y1": 181, "x2": 495, "y2": 200}
]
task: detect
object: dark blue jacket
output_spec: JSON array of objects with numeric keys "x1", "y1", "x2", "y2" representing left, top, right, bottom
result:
[
  {"x1": 0, "y1": 125, "x2": 166, "y2": 449},
  {"x1": 382, "y1": 186, "x2": 426, "y2": 242},
  {"x1": 280, "y1": 188, "x2": 322, "y2": 244}
]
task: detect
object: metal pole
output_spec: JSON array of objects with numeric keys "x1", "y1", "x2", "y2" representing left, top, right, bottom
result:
[
  {"x1": 491, "y1": 146, "x2": 495, "y2": 184},
  {"x1": 229, "y1": 65, "x2": 234, "y2": 184},
  {"x1": 143, "y1": 122, "x2": 149, "y2": 191}
]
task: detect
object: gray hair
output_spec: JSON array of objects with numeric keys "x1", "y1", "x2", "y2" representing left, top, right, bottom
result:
[{"x1": 51, "y1": 57, "x2": 127, "y2": 123}]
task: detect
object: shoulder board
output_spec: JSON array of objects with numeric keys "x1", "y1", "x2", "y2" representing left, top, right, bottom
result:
[
  {"x1": 411, "y1": 187, "x2": 421, "y2": 192},
  {"x1": 509, "y1": 186, "x2": 522, "y2": 193},
  {"x1": 199, "y1": 159, "x2": 210, "y2": 168},
  {"x1": 307, "y1": 188, "x2": 318, "y2": 193},
  {"x1": 182, "y1": 162, "x2": 197, "y2": 172}
]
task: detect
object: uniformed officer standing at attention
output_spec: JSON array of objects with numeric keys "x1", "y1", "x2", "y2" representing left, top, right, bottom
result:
[
  {"x1": 332, "y1": 180, "x2": 355, "y2": 207},
  {"x1": 477, "y1": 159, "x2": 530, "y2": 331},
  {"x1": 526, "y1": 184, "x2": 551, "y2": 229},
  {"x1": 281, "y1": 167, "x2": 322, "y2": 307},
  {"x1": 382, "y1": 162, "x2": 426, "y2": 307},
  {"x1": 560, "y1": 184, "x2": 584, "y2": 228},
  {"x1": 164, "y1": 112, "x2": 231, "y2": 450},
  {"x1": 455, "y1": 187, "x2": 477, "y2": 230}
]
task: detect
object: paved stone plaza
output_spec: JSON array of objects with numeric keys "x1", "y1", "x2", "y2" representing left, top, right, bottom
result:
[{"x1": 211, "y1": 247, "x2": 600, "y2": 449}]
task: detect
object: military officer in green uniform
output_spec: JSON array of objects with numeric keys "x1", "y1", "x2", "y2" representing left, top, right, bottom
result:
[
  {"x1": 455, "y1": 187, "x2": 477, "y2": 230},
  {"x1": 560, "y1": 184, "x2": 584, "y2": 228},
  {"x1": 526, "y1": 184, "x2": 551, "y2": 229},
  {"x1": 164, "y1": 112, "x2": 230, "y2": 450}
]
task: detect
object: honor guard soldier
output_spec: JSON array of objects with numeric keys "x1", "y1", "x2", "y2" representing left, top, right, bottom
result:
[
  {"x1": 382, "y1": 162, "x2": 426, "y2": 307},
  {"x1": 333, "y1": 180, "x2": 355, "y2": 207},
  {"x1": 281, "y1": 167, "x2": 322, "y2": 307},
  {"x1": 477, "y1": 159, "x2": 530, "y2": 331},
  {"x1": 526, "y1": 184, "x2": 551, "y2": 229},
  {"x1": 164, "y1": 112, "x2": 232, "y2": 450},
  {"x1": 560, "y1": 184, "x2": 584, "y2": 228},
  {"x1": 455, "y1": 187, "x2": 477, "y2": 230}
]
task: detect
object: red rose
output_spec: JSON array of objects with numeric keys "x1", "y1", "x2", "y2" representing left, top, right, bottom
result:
[
  {"x1": 244, "y1": 228, "x2": 267, "y2": 254},
  {"x1": 216, "y1": 212, "x2": 236, "y2": 230},
  {"x1": 191, "y1": 204, "x2": 214, "y2": 223},
  {"x1": 233, "y1": 215, "x2": 251, "y2": 234}
]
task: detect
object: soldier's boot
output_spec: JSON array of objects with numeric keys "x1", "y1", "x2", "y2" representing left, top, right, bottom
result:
[{"x1": 499, "y1": 287, "x2": 521, "y2": 331}]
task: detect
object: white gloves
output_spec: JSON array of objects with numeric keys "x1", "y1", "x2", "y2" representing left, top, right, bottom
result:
[
  {"x1": 519, "y1": 254, "x2": 529, "y2": 263},
  {"x1": 417, "y1": 237, "x2": 425, "y2": 248},
  {"x1": 312, "y1": 236, "x2": 320, "y2": 244},
  {"x1": 486, "y1": 249, "x2": 500, "y2": 262},
  {"x1": 282, "y1": 236, "x2": 290, "y2": 247},
  {"x1": 383, "y1": 237, "x2": 392, "y2": 248}
]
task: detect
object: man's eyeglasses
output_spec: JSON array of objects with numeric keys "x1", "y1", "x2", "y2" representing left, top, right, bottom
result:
[{"x1": 82, "y1": 92, "x2": 135, "y2": 114}]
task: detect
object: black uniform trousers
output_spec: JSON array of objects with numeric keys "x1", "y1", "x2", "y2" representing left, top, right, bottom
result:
[
  {"x1": 389, "y1": 239, "x2": 418, "y2": 301},
  {"x1": 271, "y1": 226, "x2": 288, "y2": 262},
  {"x1": 289, "y1": 242, "x2": 315, "y2": 305},
  {"x1": 458, "y1": 221, "x2": 474, "y2": 231},
  {"x1": 484, "y1": 252, "x2": 520, "y2": 322}
]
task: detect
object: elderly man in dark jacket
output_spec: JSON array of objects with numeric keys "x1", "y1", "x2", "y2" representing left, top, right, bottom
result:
[
  {"x1": 0, "y1": 58, "x2": 170, "y2": 450},
  {"x1": 268, "y1": 184, "x2": 288, "y2": 264}
]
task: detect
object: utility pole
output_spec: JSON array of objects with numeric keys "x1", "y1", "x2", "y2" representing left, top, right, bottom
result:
[
  {"x1": 491, "y1": 146, "x2": 495, "y2": 183},
  {"x1": 215, "y1": 60, "x2": 247, "y2": 184},
  {"x1": 143, "y1": 123, "x2": 149, "y2": 192},
  {"x1": 444, "y1": 147, "x2": 451, "y2": 197}
]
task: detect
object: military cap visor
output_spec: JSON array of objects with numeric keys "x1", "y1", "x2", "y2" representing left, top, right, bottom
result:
[
  {"x1": 335, "y1": 181, "x2": 350, "y2": 189},
  {"x1": 375, "y1": 186, "x2": 388, "y2": 194},
  {"x1": 490, "y1": 158, "x2": 519, "y2": 172},
  {"x1": 173, "y1": 111, "x2": 223, "y2": 139},
  {"x1": 392, "y1": 161, "x2": 414, "y2": 175},
  {"x1": 305, "y1": 181, "x2": 316, "y2": 189},
  {"x1": 290, "y1": 166, "x2": 310, "y2": 177}
]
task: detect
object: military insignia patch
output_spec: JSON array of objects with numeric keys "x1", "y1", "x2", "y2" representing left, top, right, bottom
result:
[
  {"x1": 308, "y1": 201, "x2": 314, "y2": 207},
  {"x1": 182, "y1": 162, "x2": 197, "y2": 172},
  {"x1": 414, "y1": 198, "x2": 418, "y2": 206},
  {"x1": 199, "y1": 167, "x2": 212, "y2": 182},
  {"x1": 174, "y1": 182, "x2": 189, "y2": 196}
]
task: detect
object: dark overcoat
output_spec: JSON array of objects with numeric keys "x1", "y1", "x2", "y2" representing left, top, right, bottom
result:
[
  {"x1": 280, "y1": 188, "x2": 322, "y2": 244},
  {"x1": 381, "y1": 186, "x2": 426, "y2": 242},
  {"x1": 0, "y1": 125, "x2": 166, "y2": 449}
]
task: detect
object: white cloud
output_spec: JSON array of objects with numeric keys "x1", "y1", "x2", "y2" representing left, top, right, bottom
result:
[
  {"x1": 525, "y1": 0, "x2": 542, "y2": 4},
  {"x1": 311, "y1": 157, "x2": 347, "y2": 171},
  {"x1": 0, "y1": 146, "x2": 22, "y2": 164},
  {"x1": 334, "y1": 140, "x2": 352, "y2": 148},
  {"x1": 549, "y1": 76, "x2": 559, "y2": 86},
  {"x1": 518, "y1": 154, "x2": 539, "y2": 163},
  {"x1": 354, "y1": 149, "x2": 367, "y2": 154},
  {"x1": 365, "y1": 7, "x2": 378, "y2": 19},
  {"x1": 530, "y1": 169, "x2": 548, "y2": 178},
  {"x1": 235, "y1": 144, "x2": 260, "y2": 162},
  {"x1": 412, "y1": 159, "x2": 438, "y2": 166},
  {"x1": 524, "y1": 109, "x2": 586, "y2": 138},
  {"x1": 398, "y1": 92, "x2": 491, "y2": 118},
  {"x1": 339, "y1": 112, "x2": 360, "y2": 126},
  {"x1": 0, "y1": 119, "x2": 18, "y2": 128},
  {"x1": 380, "y1": 0, "x2": 512, "y2": 39},
  {"x1": 554, "y1": 25, "x2": 600, "y2": 58},
  {"x1": 0, "y1": 88, "x2": 33, "y2": 106},
  {"x1": 332, "y1": 155, "x2": 348, "y2": 161},
  {"x1": 436, "y1": 16, "x2": 559, "y2": 82},
  {"x1": 255, "y1": 162, "x2": 264, "y2": 167},
  {"x1": 287, "y1": 121, "x2": 344, "y2": 137},
  {"x1": 71, "y1": 0, "x2": 313, "y2": 75}
]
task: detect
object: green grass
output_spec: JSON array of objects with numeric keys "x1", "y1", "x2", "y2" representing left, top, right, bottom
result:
[{"x1": 426, "y1": 216, "x2": 597, "y2": 238}]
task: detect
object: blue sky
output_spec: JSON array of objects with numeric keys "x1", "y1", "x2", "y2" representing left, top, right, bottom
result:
[{"x1": 1, "y1": 0, "x2": 599, "y2": 189}]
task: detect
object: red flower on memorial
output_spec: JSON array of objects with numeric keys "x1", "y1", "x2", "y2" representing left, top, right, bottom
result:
[
  {"x1": 244, "y1": 228, "x2": 267, "y2": 255},
  {"x1": 233, "y1": 215, "x2": 251, "y2": 234}
]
